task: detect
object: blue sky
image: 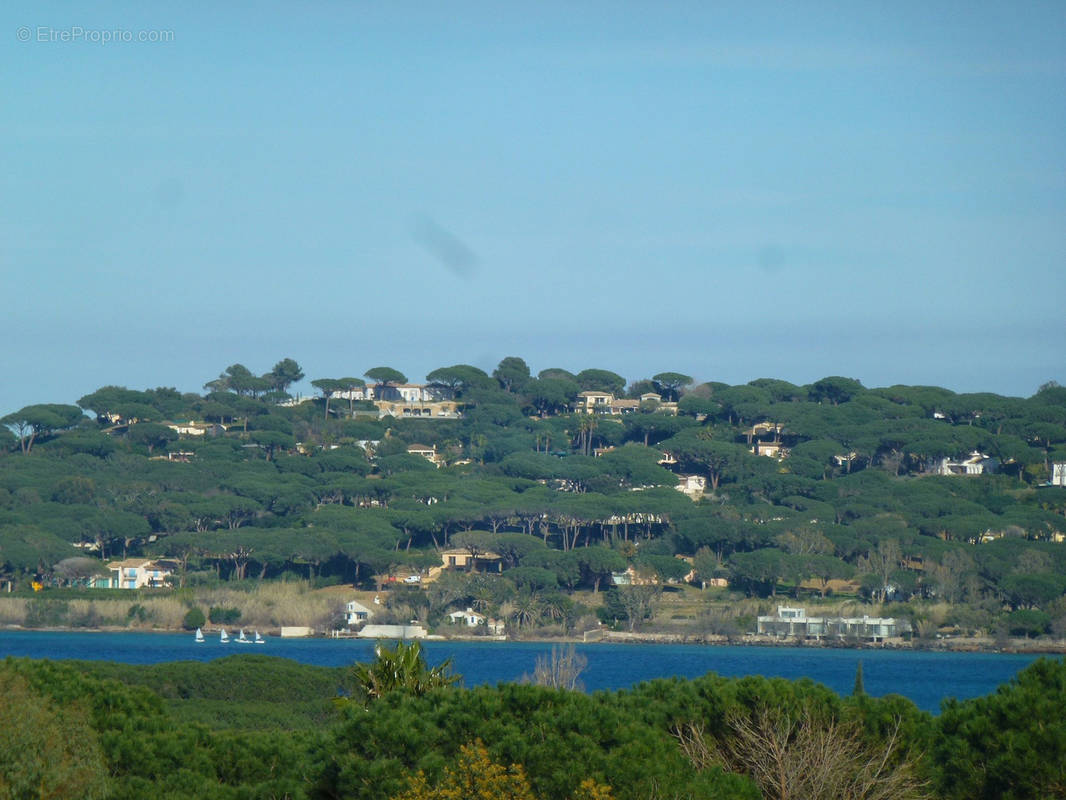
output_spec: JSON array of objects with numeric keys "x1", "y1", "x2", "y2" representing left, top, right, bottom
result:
[{"x1": 3, "y1": 1, "x2": 1064, "y2": 414}]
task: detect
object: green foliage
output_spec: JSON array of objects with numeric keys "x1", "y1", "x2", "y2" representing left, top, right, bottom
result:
[
  {"x1": 635, "y1": 553, "x2": 689, "y2": 582},
  {"x1": 493, "y1": 357, "x2": 532, "y2": 393},
  {"x1": 933, "y1": 658, "x2": 1066, "y2": 799},
  {"x1": 3, "y1": 657, "x2": 318, "y2": 797},
  {"x1": 208, "y1": 605, "x2": 241, "y2": 624},
  {"x1": 1001, "y1": 573, "x2": 1064, "y2": 610},
  {"x1": 127, "y1": 603, "x2": 150, "y2": 623},
  {"x1": 1, "y1": 651, "x2": 1064, "y2": 800},
  {"x1": 853, "y1": 661, "x2": 865, "y2": 696},
  {"x1": 366, "y1": 366, "x2": 407, "y2": 385},
  {"x1": 345, "y1": 640, "x2": 460, "y2": 707},
  {"x1": 269, "y1": 358, "x2": 305, "y2": 393},
  {"x1": 809, "y1": 376, "x2": 866, "y2": 405},
  {"x1": 1, "y1": 404, "x2": 85, "y2": 454},
  {"x1": 24, "y1": 598, "x2": 71, "y2": 627},
  {"x1": 182, "y1": 606, "x2": 206, "y2": 630},
  {"x1": 426, "y1": 365, "x2": 493, "y2": 397},
  {"x1": 2, "y1": 362, "x2": 1066, "y2": 640},
  {"x1": 1006, "y1": 609, "x2": 1051, "y2": 638},
  {"x1": 524, "y1": 377, "x2": 579, "y2": 416},
  {"x1": 321, "y1": 681, "x2": 760, "y2": 800},
  {"x1": 651, "y1": 371, "x2": 692, "y2": 401},
  {"x1": 0, "y1": 666, "x2": 110, "y2": 800},
  {"x1": 575, "y1": 369, "x2": 626, "y2": 395}
]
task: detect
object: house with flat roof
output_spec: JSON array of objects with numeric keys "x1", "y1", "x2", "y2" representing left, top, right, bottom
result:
[
  {"x1": 751, "y1": 441, "x2": 788, "y2": 459},
  {"x1": 757, "y1": 606, "x2": 910, "y2": 642},
  {"x1": 574, "y1": 391, "x2": 675, "y2": 415},
  {"x1": 575, "y1": 391, "x2": 614, "y2": 413},
  {"x1": 441, "y1": 548, "x2": 503, "y2": 573}
]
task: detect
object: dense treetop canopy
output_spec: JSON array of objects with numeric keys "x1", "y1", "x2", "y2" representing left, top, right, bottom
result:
[{"x1": 1, "y1": 356, "x2": 1065, "y2": 638}]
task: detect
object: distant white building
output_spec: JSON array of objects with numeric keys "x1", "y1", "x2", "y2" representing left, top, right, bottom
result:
[
  {"x1": 95, "y1": 559, "x2": 173, "y2": 589},
  {"x1": 447, "y1": 607, "x2": 486, "y2": 627},
  {"x1": 407, "y1": 443, "x2": 445, "y2": 466},
  {"x1": 1051, "y1": 463, "x2": 1066, "y2": 487},
  {"x1": 675, "y1": 474, "x2": 706, "y2": 499},
  {"x1": 345, "y1": 600, "x2": 373, "y2": 627},
  {"x1": 751, "y1": 441, "x2": 787, "y2": 459},
  {"x1": 932, "y1": 451, "x2": 997, "y2": 476},
  {"x1": 757, "y1": 606, "x2": 910, "y2": 642},
  {"x1": 333, "y1": 385, "x2": 375, "y2": 402}
]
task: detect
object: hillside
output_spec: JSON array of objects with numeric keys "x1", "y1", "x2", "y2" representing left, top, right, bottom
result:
[{"x1": 2, "y1": 358, "x2": 1065, "y2": 641}]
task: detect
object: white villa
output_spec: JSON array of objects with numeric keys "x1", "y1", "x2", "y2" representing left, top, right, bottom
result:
[
  {"x1": 932, "y1": 451, "x2": 997, "y2": 476},
  {"x1": 1051, "y1": 463, "x2": 1066, "y2": 487},
  {"x1": 446, "y1": 607, "x2": 505, "y2": 634},
  {"x1": 573, "y1": 391, "x2": 677, "y2": 416},
  {"x1": 95, "y1": 559, "x2": 173, "y2": 589},
  {"x1": 447, "y1": 607, "x2": 486, "y2": 627},
  {"x1": 345, "y1": 600, "x2": 373, "y2": 627},
  {"x1": 757, "y1": 606, "x2": 910, "y2": 642}
]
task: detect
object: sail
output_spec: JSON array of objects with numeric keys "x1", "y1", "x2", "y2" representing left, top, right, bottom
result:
[
  {"x1": 220, "y1": 629, "x2": 229, "y2": 643},
  {"x1": 253, "y1": 630, "x2": 265, "y2": 644},
  {"x1": 195, "y1": 628, "x2": 204, "y2": 643}
]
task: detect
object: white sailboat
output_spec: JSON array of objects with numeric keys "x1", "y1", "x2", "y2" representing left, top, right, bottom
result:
[
  {"x1": 220, "y1": 628, "x2": 229, "y2": 643},
  {"x1": 194, "y1": 628, "x2": 205, "y2": 643},
  {"x1": 253, "y1": 630, "x2": 265, "y2": 644},
  {"x1": 236, "y1": 629, "x2": 251, "y2": 644}
]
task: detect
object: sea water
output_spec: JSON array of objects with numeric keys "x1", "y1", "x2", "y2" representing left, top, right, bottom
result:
[{"x1": 0, "y1": 630, "x2": 1046, "y2": 713}]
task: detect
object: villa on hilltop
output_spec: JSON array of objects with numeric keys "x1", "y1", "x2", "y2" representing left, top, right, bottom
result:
[{"x1": 574, "y1": 391, "x2": 678, "y2": 416}]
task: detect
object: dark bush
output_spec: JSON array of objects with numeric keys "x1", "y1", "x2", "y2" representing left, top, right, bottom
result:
[
  {"x1": 182, "y1": 607, "x2": 206, "y2": 630},
  {"x1": 208, "y1": 606, "x2": 241, "y2": 624}
]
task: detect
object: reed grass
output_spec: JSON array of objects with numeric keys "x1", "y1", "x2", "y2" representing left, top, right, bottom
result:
[{"x1": 0, "y1": 581, "x2": 349, "y2": 631}]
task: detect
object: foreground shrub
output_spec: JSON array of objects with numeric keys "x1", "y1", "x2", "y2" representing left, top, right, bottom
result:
[{"x1": 933, "y1": 658, "x2": 1066, "y2": 799}]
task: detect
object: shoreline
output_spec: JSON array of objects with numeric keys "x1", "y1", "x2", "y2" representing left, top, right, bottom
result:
[{"x1": 6, "y1": 623, "x2": 1066, "y2": 656}]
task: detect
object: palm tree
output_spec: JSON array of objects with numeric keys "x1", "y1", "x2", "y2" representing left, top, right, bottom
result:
[
  {"x1": 510, "y1": 591, "x2": 543, "y2": 631},
  {"x1": 572, "y1": 414, "x2": 598, "y2": 456},
  {"x1": 469, "y1": 576, "x2": 499, "y2": 615},
  {"x1": 345, "y1": 640, "x2": 459, "y2": 706}
]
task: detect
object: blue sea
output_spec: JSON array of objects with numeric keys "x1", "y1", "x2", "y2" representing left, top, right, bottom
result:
[{"x1": 0, "y1": 630, "x2": 1049, "y2": 714}]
